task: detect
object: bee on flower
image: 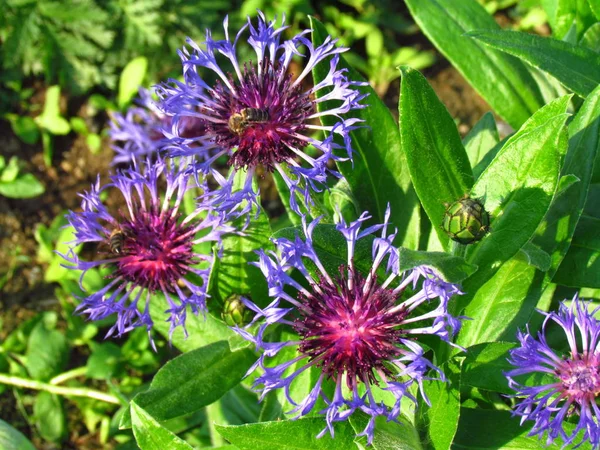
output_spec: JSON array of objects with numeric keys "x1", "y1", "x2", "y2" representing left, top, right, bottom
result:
[{"x1": 156, "y1": 12, "x2": 367, "y2": 214}]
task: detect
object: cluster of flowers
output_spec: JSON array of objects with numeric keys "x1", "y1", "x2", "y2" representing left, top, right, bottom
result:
[{"x1": 63, "y1": 12, "x2": 600, "y2": 447}]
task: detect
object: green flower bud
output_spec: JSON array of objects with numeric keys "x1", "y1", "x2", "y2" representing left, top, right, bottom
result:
[
  {"x1": 221, "y1": 294, "x2": 253, "y2": 327},
  {"x1": 442, "y1": 196, "x2": 490, "y2": 245}
]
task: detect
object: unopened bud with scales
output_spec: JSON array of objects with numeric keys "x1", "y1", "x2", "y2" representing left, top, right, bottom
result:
[{"x1": 442, "y1": 195, "x2": 490, "y2": 245}]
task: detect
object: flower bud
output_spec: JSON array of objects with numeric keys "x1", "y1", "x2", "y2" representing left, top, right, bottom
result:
[
  {"x1": 221, "y1": 294, "x2": 252, "y2": 327},
  {"x1": 442, "y1": 196, "x2": 490, "y2": 245}
]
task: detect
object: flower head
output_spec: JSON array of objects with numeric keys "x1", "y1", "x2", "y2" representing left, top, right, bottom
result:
[
  {"x1": 506, "y1": 295, "x2": 600, "y2": 449},
  {"x1": 62, "y1": 158, "x2": 233, "y2": 345},
  {"x1": 156, "y1": 12, "x2": 367, "y2": 213},
  {"x1": 236, "y1": 207, "x2": 463, "y2": 443},
  {"x1": 110, "y1": 89, "x2": 205, "y2": 165}
]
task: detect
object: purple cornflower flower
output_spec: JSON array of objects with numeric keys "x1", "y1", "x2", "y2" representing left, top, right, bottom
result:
[
  {"x1": 506, "y1": 295, "x2": 600, "y2": 449},
  {"x1": 156, "y1": 12, "x2": 367, "y2": 213},
  {"x1": 110, "y1": 89, "x2": 205, "y2": 165},
  {"x1": 62, "y1": 158, "x2": 233, "y2": 345},
  {"x1": 235, "y1": 207, "x2": 464, "y2": 443}
]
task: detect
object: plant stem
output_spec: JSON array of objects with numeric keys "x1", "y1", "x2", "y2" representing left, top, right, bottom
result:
[
  {"x1": 0, "y1": 374, "x2": 121, "y2": 405},
  {"x1": 49, "y1": 366, "x2": 88, "y2": 385}
]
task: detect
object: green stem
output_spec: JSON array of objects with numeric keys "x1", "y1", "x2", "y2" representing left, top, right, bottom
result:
[
  {"x1": 49, "y1": 366, "x2": 87, "y2": 385},
  {"x1": 205, "y1": 401, "x2": 226, "y2": 447},
  {"x1": 0, "y1": 374, "x2": 121, "y2": 405}
]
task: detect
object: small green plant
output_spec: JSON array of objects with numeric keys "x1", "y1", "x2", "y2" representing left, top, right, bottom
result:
[{"x1": 0, "y1": 155, "x2": 44, "y2": 199}]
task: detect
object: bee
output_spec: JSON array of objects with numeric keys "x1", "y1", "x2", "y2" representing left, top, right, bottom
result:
[
  {"x1": 228, "y1": 108, "x2": 269, "y2": 135},
  {"x1": 109, "y1": 228, "x2": 125, "y2": 255}
]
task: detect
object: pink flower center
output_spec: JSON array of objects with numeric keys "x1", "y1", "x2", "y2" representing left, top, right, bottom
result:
[
  {"x1": 295, "y1": 270, "x2": 408, "y2": 390},
  {"x1": 111, "y1": 208, "x2": 196, "y2": 292},
  {"x1": 557, "y1": 355, "x2": 600, "y2": 400}
]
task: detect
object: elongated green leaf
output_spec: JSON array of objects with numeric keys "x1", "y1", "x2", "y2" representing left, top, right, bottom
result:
[
  {"x1": 131, "y1": 401, "x2": 193, "y2": 450},
  {"x1": 457, "y1": 253, "x2": 544, "y2": 348},
  {"x1": 310, "y1": 17, "x2": 420, "y2": 249},
  {"x1": 453, "y1": 408, "x2": 567, "y2": 449},
  {"x1": 462, "y1": 112, "x2": 500, "y2": 179},
  {"x1": 454, "y1": 97, "x2": 569, "y2": 324},
  {"x1": 469, "y1": 30, "x2": 600, "y2": 97},
  {"x1": 118, "y1": 57, "x2": 148, "y2": 109},
  {"x1": 350, "y1": 413, "x2": 423, "y2": 450},
  {"x1": 131, "y1": 341, "x2": 255, "y2": 423},
  {"x1": 465, "y1": 96, "x2": 569, "y2": 276},
  {"x1": 216, "y1": 418, "x2": 356, "y2": 450},
  {"x1": 460, "y1": 342, "x2": 516, "y2": 394},
  {"x1": 405, "y1": 0, "x2": 544, "y2": 128},
  {"x1": 533, "y1": 83, "x2": 600, "y2": 277},
  {"x1": 0, "y1": 419, "x2": 36, "y2": 450},
  {"x1": 399, "y1": 66, "x2": 474, "y2": 251},
  {"x1": 418, "y1": 361, "x2": 461, "y2": 450}
]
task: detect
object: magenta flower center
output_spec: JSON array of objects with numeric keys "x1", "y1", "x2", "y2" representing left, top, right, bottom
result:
[
  {"x1": 557, "y1": 355, "x2": 600, "y2": 400},
  {"x1": 110, "y1": 208, "x2": 196, "y2": 292},
  {"x1": 295, "y1": 270, "x2": 408, "y2": 390},
  {"x1": 206, "y1": 60, "x2": 314, "y2": 170}
]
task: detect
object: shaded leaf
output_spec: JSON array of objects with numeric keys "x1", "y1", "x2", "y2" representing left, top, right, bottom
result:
[
  {"x1": 0, "y1": 419, "x2": 36, "y2": 450},
  {"x1": 468, "y1": 30, "x2": 600, "y2": 97}
]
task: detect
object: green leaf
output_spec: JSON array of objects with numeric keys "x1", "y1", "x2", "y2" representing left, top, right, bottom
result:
[
  {"x1": 24, "y1": 312, "x2": 69, "y2": 381},
  {"x1": 0, "y1": 418, "x2": 36, "y2": 450},
  {"x1": 150, "y1": 294, "x2": 242, "y2": 353},
  {"x1": 397, "y1": 248, "x2": 477, "y2": 283},
  {"x1": 458, "y1": 250, "x2": 548, "y2": 348},
  {"x1": 310, "y1": 17, "x2": 420, "y2": 250},
  {"x1": 118, "y1": 56, "x2": 148, "y2": 109},
  {"x1": 86, "y1": 342, "x2": 122, "y2": 379},
  {"x1": 0, "y1": 173, "x2": 45, "y2": 198},
  {"x1": 8, "y1": 115, "x2": 40, "y2": 144},
  {"x1": 520, "y1": 242, "x2": 552, "y2": 271},
  {"x1": 468, "y1": 30, "x2": 600, "y2": 97},
  {"x1": 33, "y1": 392, "x2": 66, "y2": 443},
  {"x1": 464, "y1": 96, "x2": 569, "y2": 283},
  {"x1": 215, "y1": 418, "x2": 357, "y2": 450},
  {"x1": 417, "y1": 361, "x2": 461, "y2": 450},
  {"x1": 453, "y1": 408, "x2": 566, "y2": 449},
  {"x1": 129, "y1": 341, "x2": 255, "y2": 423},
  {"x1": 532, "y1": 83, "x2": 600, "y2": 278},
  {"x1": 0, "y1": 157, "x2": 20, "y2": 183},
  {"x1": 398, "y1": 66, "x2": 473, "y2": 251},
  {"x1": 580, "y1": 22, "x2": 600, "y2": 52},
  {"x1": 462, "y1": 112, "x2": 500, "y2": 179},
  {"x1": 131, "y1": 401, "x2": 193, "y2": 450},
  {"x1": 461, "y1": 342, "x2": 516, "y2": 394},
  {"x1": 35, "y1": 86, "x2": 71, "y2": 135},
  {"x1": 553, "y1": 214, "x2": 600, "y2": 287},
  {"x1": 350, "y1": 413, "x2": 423, "y2": 450},
  {"x1": 404, "y1": 0, "x2": 544, "y2": 129}
]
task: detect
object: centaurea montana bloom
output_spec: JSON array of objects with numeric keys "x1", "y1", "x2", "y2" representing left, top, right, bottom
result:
[
  {"x1": 110, "y1": 89, "x2": 204, "y2": 165},
  {"x1": 62, "y1": 158, "x2": 233, "y2": 344},
  {"x1": 506, "y1": 295, "x2": 600, "y2": 449},
  {"x1": 156, "y1": 12, "x2": 367, "y2": 213},
  {"x1": 235, "y1": 208, "x2": 464, "y2": 443}
]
